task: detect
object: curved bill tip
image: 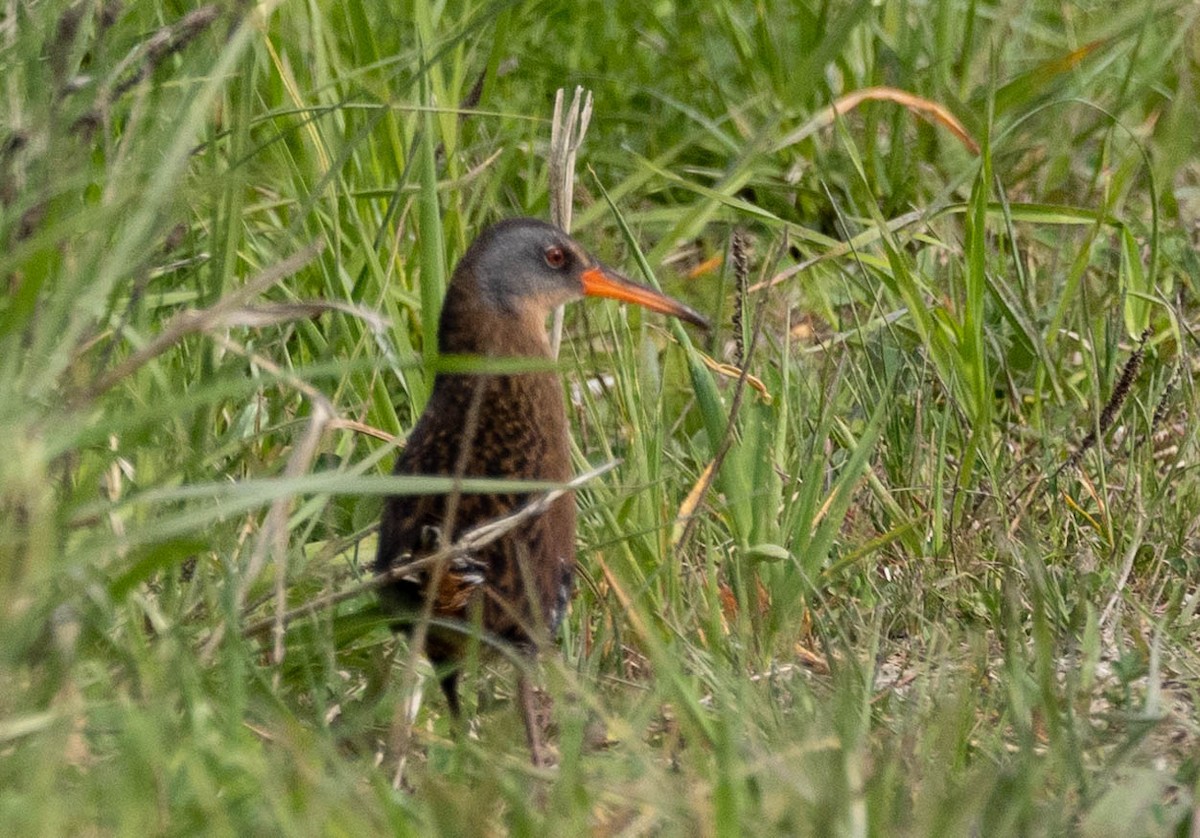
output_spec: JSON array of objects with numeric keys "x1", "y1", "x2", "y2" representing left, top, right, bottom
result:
[{"x1": 581, "y1": 265, "x2": 711, "y2": 330}]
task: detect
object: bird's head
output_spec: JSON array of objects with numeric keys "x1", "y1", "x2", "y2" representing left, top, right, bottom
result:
[{"x1": 458, "y1": 218, "x2": 709, "y2": 329}]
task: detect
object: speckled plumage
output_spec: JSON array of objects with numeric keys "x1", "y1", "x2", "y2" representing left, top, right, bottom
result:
[
  {"x1": 374, "y1": 341, "x2": 576, "y2": 652},
  {"x1": 373, "y1": 218, "x2": 707, "y2": 761}
]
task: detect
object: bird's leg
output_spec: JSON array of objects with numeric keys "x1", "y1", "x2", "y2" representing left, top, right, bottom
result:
[
  {"x1": 439, "y1": 669, "x2": 462, "y2": 721},
  {"x1": 517, "y1": 670, "x2": 547, "y2": 767},
  {"x1": 436, "y1": 663, "x2": 478, "y2": 745}
]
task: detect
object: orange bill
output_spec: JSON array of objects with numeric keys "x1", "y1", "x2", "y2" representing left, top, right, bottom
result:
[{"x1": 580, "y1": 265, "x2": 710, "y2": 329}]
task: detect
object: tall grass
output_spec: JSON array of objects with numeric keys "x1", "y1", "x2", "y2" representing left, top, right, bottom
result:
[{"x1": 1, "y1": 0, "x2": 1198, "y2": 834}]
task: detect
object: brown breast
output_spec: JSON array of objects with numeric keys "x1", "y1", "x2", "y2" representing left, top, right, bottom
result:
[{"x1": 374, "y1": 284, "x2": 576, "y2": 659}]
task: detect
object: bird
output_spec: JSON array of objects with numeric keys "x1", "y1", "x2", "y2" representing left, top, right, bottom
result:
[{"x1": 374, "y1": 217, "x2": 708, "y2": 764}]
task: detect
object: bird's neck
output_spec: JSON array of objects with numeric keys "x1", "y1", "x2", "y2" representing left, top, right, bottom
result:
[
  {"x1": 424, "y1": 281, "x2": 571, "y2": 482},
  {"x1": 437, "y1": 280, "x2": 553, "y2": 358}
]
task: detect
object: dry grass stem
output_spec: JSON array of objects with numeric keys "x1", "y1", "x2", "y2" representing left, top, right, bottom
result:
[{"x1": 547, "y1": 85, "x2": 593, "y2": 357}]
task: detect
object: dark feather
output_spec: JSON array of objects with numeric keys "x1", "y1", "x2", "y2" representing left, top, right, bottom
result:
[
  {"x1": 374, "y1": 365, "x2": 576, "y2": 657},
  {"x1": 372, "y1": 218, "x2": 702, "y2": 762}
]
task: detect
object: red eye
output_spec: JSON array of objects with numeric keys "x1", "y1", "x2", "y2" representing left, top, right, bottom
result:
[{"x1": 544, "y1": 245, "x2": 567, "y2": 269}]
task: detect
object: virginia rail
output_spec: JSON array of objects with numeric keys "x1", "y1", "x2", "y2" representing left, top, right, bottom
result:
[{"x1": 375, "y1": 217, "x2": 707, "y2": 764}]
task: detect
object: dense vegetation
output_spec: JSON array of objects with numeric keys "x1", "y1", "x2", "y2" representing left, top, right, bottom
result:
[{"x1": 1, "y1": 0, "x2": 1197, "y2": 834}]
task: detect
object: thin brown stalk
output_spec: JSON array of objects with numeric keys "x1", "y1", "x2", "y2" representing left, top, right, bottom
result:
[
  {"x1": 1149, "y1": 363, "x2": 1179, "y2": 435},
  {"x1": 1057, "y1": 328, "x2": 1151, "y2": 476},
  {"x1": 1008, "y1": 330, "x2": 1153, "y2": 539},
  {"x1": 729, "y1": 229, "x2": 750, "y2": 368},
  {"x1": 676, "y1": 236, "x2": 783, "y2": 549},
  {"x1": 773, "y1": 86, "x2": 979, "y2": 155}
]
